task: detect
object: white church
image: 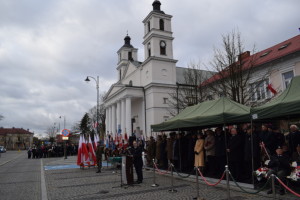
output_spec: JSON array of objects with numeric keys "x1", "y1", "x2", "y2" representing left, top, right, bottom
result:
[{"x1": 104, "y1": 1, "x2": 211, "y2": 138}]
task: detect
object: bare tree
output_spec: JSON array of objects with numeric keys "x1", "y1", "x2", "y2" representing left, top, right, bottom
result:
[
  {"x1": 167, "y1": 62, "x2": 214, "y2": 116},
  {"x1": 88, "y1": 92, "x2": 106, "y2": 139},
  {"x1": 202, "y1": 29, "x2": 260, "y2": 104},
  {"x1": 45, "y1": 124, "x2": 58, "y2": 144}
]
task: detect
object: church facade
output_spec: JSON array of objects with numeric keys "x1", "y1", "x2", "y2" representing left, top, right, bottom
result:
[{"x1": 103, "y1": 1, "x2": 210, "y2": 138}]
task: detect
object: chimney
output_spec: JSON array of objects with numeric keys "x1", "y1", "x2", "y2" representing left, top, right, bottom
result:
[{"x1": 239, "y1": 51, "x2": 250, "y2": 61}]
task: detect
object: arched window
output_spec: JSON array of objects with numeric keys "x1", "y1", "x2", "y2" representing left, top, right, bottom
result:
[
  {"x1": 160, "y1": 41, "x2": 166, "y2": 55},
  {"x1": 159, "y1": 19, "x2": 164, "y2": 31},
  {"x1": 147, "y1": 43, "x2": 151, "y2": 58},
  {"x1": 147, "y1": 21, "x2": 151, "y2": 32}
]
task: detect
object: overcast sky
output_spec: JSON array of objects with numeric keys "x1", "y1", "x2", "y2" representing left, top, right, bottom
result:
[{"x1": 0, "y1": 0, "x2": 299, "y2": 137}]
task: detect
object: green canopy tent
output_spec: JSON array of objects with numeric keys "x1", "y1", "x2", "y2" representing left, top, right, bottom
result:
[
  {"x1": 251, "y1": 75, "x2": 300, "y2": 120},
  {"x1": 151, "y1": 97, "x2": 251, "y2": 132}
]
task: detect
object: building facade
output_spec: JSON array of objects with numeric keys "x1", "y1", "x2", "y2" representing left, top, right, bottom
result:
[
  {"x1": 203, "y1": 35, "x2": 300, "y2": 106},
  {"x1": 104, "y1": 1, "x2": 213, "y2": 138},
  {"x1": 0, "y1": 127, "x2": 34, "y2": 150}
]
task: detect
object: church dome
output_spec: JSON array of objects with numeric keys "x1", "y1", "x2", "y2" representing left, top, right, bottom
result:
[
  {"x1": 122, "y1": 35, "x2": 133, "y2": 48},
  {"x1": 152, "y1": 0, "x2": 165, "y2": 14}
]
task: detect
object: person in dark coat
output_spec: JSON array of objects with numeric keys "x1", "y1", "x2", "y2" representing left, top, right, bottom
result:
[
  {"x1": 287, "y1": 125, "x2": 300, "y2": 155},
  {"x1": 259, "y1": 124, "x2": 273, "y2": 154},
  {"x1": 155, "y1": 135, "x2": 162, "y2": 167},
  {"x1": 130, "y1": 140, "x2": 144, "y2": 184},
  {"x1": 266, "y1": 146, "x2": 291, "y2": 195},
  {"x1": 146, "y1": 136, "x2": 156, "y2": 167},
  {"x1": 27, "y1": 147, "x2": 32, "y2": 159},
  {"x1": 96, "y1": 141, "x2": 104, "y2": 173},
  {"x1": 243, "y1": 126, "x2": 260, "y2": 181},
  {"x1": 161, "y1": 135, "x2": 168, "y2": 169},
  {"x1": 227, "y1": 128, "x2": 243, "y2": 181},
  {"x1": 166, "y1": 132, "x2": 175, "y2": 165},
  {"x1": 214, "y1": 127, "x2": 227, "y2": 177}
]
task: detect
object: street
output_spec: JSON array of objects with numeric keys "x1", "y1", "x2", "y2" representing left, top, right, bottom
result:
[{"x1": 0, "y1": 151, "x2": 299, "y2": 200}]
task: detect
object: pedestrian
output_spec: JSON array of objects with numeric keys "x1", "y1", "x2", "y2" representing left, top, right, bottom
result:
[
  {"x1": 214, "y1": 127, "x2": 227, "y2": 177},
  {"x1": 227, "y1": 128, "x2": 243, "y2": 181},
  {"x1": 130, "y1": 140, "x2": 143, "y2": 184},
  {"x1": 96, "y1": 141, "x2": 104, "y2": 173},
  {"x1": 27, "y1": 147, "x2": 32, "y2": 159},
  {"x1": 204, "y1": 130, "x2": 215, "y2": 176},
  {"x1": 194, "y1": 132, "x2": 205, "y2": 172}
]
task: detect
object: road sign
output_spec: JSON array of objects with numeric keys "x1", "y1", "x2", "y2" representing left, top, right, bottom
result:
[{"x1": 61, "y1": 129, "x2": 70, "y2": 137}]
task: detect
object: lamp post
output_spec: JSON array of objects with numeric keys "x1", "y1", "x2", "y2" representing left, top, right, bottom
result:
[
  {"x1": 85, "y1": 76, "x2": 100, "y2": 139},
  {"x1": 59, "y1": 115, "x2": 67, "y2": 159}
]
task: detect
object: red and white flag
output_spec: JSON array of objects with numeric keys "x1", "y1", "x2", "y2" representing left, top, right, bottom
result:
[
  {"x1": 266, "y1": 84, "x2": 277, "y2": 95},
  {"x1": 88, "y1": 135, "x2": 97, "y2": 165},
  {"x1": 93, "y1": 133, "x2": 99, "y2": 151},
  {"x1": 76, "y1": 134, "x2": 83, "y2": 165},
  {"x1": 82, "y1": 135, "x2": 90, "y2": 165}
]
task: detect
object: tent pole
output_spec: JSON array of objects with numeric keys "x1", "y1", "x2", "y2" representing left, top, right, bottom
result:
[
  {"x1": 223, "y1": 124, "x2": 229, "y2": 166},
  {"x1": 250, "y1": 119, "x2": 255, "y2": 188}
]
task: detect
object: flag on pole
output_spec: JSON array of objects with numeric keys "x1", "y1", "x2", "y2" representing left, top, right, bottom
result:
[
  {"x1": 266, "y1": 84, "x2": 277, "y2": 95},
  {"x1": 76, "y1": 134, "x2": 83, "y2": 165},
  {"x1": 81, "y1": 135, "x2": 90, "y2": 166},
  {"x1": 88, "y1": 135, "x2": 97, "y2": 165}
]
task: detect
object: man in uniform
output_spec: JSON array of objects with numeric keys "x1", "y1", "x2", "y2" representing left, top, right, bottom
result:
[
  {"x1": 267, "y1": 146, "x2": 291, "y2": 195},
  {"x1": 130, "y1": 140, "x2": 143, "y2": 183},
  {"x1": 96, "y1": 140, "x2": 104, "y2": 173}
]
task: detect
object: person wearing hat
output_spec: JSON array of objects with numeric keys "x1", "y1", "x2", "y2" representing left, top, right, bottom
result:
[
  {"x1": 266, "y1": 145, "x2": 291, "y2": 195},
  {"x1": 96, "y1": 140, "x2": 104, "y2": 173}
]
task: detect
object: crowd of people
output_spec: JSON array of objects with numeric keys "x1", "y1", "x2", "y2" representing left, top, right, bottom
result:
[
  {"x1": 27, "y1": 144, "x2": 78, "y2": 159},
  {"x1": 144, "y1": 124, "x2": 300, "y2": 194}
]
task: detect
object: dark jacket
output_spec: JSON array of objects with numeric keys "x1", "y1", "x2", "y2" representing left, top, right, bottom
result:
[
  {"x1": 268, "y1": 154, "x2": 291, "y2": 173},
  {"x1": 130, "y1": 146, "x2": 143, "y2": 167},
  {"x1": 215, "y1": 133, "x2": 226, "y2": 157},
  {"x1": 244, "y1": 133, "x2": 260, "y2": 162},
  {"x1": 228, "y1": 134, "x2": 243, "y2": 162}
]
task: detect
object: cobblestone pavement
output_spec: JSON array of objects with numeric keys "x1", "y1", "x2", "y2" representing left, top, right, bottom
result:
[
  {"x1": 44, "y1": 156, "x2": 300, "y2": 200},
  {"x1": 0, "y1": 151, "x2": 41, "y2": 200}
]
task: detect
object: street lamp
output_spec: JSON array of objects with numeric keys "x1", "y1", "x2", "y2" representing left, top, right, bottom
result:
[
  {"x1": 85, "y1": 76, "x2": 100, "y2": 139},
  {"x1": 59, "y1": 115, "x2": 67, "y2": 159}
]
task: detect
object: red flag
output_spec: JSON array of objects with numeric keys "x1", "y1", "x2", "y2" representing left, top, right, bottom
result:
[
  {"x1": 76, "y1": 134, "x2": 83, "y2": 165},
  {"x1": 266, "y1": 84, "x2": 277, "y2": 95},
  {"x1": 81, "y1": 136, "x2": 90, "y2": 166},
  {"x1": 88, "y1": 135, "x2": 97, "y2": 165}
]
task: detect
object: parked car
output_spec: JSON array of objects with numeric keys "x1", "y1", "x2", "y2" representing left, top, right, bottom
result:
[{"x1": 0, "y1": 146, "x2": 6, "y2": 153}]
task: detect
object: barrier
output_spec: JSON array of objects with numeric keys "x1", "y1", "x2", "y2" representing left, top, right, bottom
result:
[
  {"x1": 153, "y1": 161, "x2": 171, "y2": 175},
  {"x1": 276, "y1": 176, "x2": 300, "y2": 198},
  {"x1": 173, "y1": 166, "x2": 194, "y2": 178},
  {"x1": 197, "y1": 168, "x2": 225, "y2": 186},
  {"x1": 168, "y1": 163, "x2": 177, "y2": 193},
  {"x1": 151, "y1": 159, "x2": 159, "y2": 187}
]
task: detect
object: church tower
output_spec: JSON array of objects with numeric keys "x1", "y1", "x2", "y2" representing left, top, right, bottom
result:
[
  {"x1": 117, "y1": 34, "x2": 138, "y2": 81},
  {"x1": 142, "y1": 0, "x2": 177, "y2": 85}
]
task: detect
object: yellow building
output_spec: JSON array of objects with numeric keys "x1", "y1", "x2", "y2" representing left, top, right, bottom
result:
[{"x1": 0, "y1": 127, "x2": 33, "y2": 150}]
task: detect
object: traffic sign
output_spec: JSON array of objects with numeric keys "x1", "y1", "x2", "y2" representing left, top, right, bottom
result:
[{"x1": 61, "y1": 129, "x2": 70, "y2": 137}]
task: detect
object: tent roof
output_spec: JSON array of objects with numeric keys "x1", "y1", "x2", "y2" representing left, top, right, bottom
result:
[
  {"x1": 151, "y1": 97, "x2": 250, "y2": 131},
  {"x1": 251, "y1": 75, "x2": 300, "y2": 120}
]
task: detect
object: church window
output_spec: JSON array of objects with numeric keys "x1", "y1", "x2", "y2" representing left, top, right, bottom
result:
[
  {"x1": 159, "y1": 19, "x2": 164, "y2": 31},
  {"x1": 119, "y1": 70, "x2": 122, "y2": 80},
  {"x1": 147, "y1": 21, "x2": 151, "y2": 32},
  {"x1": 160, "y1": 41, "x2": 166, "y2": 55},
  {"x1": 147, "y1": 43, "x2": 151, "y2": 57},
  {"x1": 128, "y1": 51, "x2": 132, "y2": 60},
  {"x1": 163, "y1": 98, "x2": 168, "y2": 104},
  {"x1": 129, "y1": 80, "x2": 133, "y2": 86}
]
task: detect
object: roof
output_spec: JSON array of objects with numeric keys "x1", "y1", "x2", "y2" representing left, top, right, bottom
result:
[
  {"x1": 202, "y1": 34, "x2": 300, "y2": 85},
  {"x1": 0, "y1": 128, "x2": 34, "y2": 135},
  {"x1": 151, "y1": 97, "x2": 251, "y2": 131},
  {"x1": 176, "y1": 66, "x2": 215, "y2": 84}
]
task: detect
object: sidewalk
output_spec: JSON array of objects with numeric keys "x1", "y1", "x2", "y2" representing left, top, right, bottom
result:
[{"x1": 42, "y1": 156, "x2": 299, "y2": 200}]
